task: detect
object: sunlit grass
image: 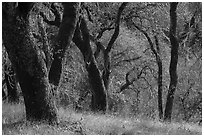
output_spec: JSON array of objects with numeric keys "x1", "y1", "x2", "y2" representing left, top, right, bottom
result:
[{"x1": 2, "y1": 103, "x2": 202, "y2": 135}]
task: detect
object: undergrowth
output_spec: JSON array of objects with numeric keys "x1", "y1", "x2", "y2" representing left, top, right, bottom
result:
[{"x1": 2, "y1": 103, "x2": 202, "y2": 135}]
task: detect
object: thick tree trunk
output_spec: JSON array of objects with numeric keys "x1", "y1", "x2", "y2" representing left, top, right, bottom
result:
[
  {"x1": 164, "y1": 2, "x2": 179, "y2": 122},
  {"x1": 2, "y1": 3, "x2": 58, "y2": 123},
  {"x1": 73, "y1": 17, "x2": 107, "y2": 112},
  {"x1": 87, "y1": 58, "x2": 107, "y2": 112},
  {"x1": 49, "y1": 3, "x2": 80, "y2": 86}
]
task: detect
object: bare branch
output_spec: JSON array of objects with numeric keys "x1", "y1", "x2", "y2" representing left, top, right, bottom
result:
[
  {"x1": 120, "y1": 67, "x2": 137, "y2": 92},
  {"x1": 119, "y1": 65, "x2": 150, "y2": 92},
  {"x1": 154, "y1": 35, "x2": 160, "y2": 53},
  {"x1": 96, "y1": 26, "x2": 115, "y2": 40},
  {"x1": 140, "y1": 76, "x2": 152, "y2": 90},
  {"x1": 133, "y1": 23, "x2": 158, "y2": 58},
  {"x1": 106, "y1": 2, "x2": 128, "y2": 53},
  {"x1": 112, "y1": 48, "x2": 129, "y2": 60},
  {"x1": 113, "y1": 56, "x2": 142, "y2": 67}
]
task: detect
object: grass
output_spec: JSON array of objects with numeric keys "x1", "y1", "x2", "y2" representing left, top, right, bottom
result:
[{"x1": 2, "y1": 103, "x2": 202, "y2": 135}]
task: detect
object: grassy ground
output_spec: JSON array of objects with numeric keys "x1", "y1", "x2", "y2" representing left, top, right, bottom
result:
[{"x1": 2, "y1": 103, "x2": 202, "y2": 135}]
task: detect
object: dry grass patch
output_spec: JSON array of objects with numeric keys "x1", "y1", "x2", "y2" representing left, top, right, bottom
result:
[{"x1": 2, "y1": 103, "x2": 202, "y2": 135}]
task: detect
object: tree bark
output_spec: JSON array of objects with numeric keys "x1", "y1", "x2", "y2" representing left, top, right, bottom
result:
[
  {"x1": 2, "y1": 2, "x2": 58, "y2": 123},
  {"x1": 48, "y1": 3, "x2": 80, "y2": 86},
  {"x1": 154, "y1": 36, "x2": 163, "y2": 120},
  {"x1": 164, "y1": 2, "x2": 179, "y2": 122},
  {"x1": 4, "y1": 66, "x2": 19, "y2": 103},
  {"x1": 73, "y1": 17, "x2": 107, "y2": 112},
  {"x1": 157, "y1": 58, "x2": 163, "y2": 120}
]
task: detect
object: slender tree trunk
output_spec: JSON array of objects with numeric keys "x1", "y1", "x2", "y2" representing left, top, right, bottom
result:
[
  {"x1": 154, "y1": 36, "x2": 163, "y2": 120},
  {"x1": 73, "y1": 17, "x2": 107, "y2": 112},
  {"x1": 102, "y1": 51, "x2": 111, "y2": 89},
  {"x1": 134, "y1": 25, "x2": 164, "y2": 120},
  {"x1": 2, "y1": 88, "x2": 6, "y2": 100},
  {"x1": 49, "y1": 3, "x2": 80, "y2": 86},
  {"x1": 157, "y1": 56, "x2": 163, "y2": 119},
  {"x1": 164, "y1": 2, "x2": 179, "y2": 122},
  {"x1": 2, "y1": 2, "x2": 58, "y2": 123},
  {"x1": 4, "y1": 68, "x2": 19, "y2": 103},
  {"x1": 2, "y1": 78, "x2": 7, "y2": 100},
  {"x1": 102, "y1": 2, "x2": 128, "y2": 90}
]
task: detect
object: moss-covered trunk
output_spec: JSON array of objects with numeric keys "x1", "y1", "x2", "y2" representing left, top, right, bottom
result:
[
  {"x1": 2, "y1": 2, "x2": 58, "y2": 123},
  {"x1": 48, "y1": 3, "x2": 80, "y2": 86},
  {"x1": 73, "y1": 18, "x2": 107, "y2": 112}
]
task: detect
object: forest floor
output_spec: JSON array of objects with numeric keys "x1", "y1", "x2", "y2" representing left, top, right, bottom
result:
[{"x1": 2, "y1": 102, "x2": 202, "y2": 135}]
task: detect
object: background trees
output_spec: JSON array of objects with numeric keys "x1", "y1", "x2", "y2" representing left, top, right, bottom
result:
[{"x1": 2, "y1": 2, "x2": 202, "y2": 124}]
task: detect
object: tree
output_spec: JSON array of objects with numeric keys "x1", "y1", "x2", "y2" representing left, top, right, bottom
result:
[
  {"x1": 4, "y1": 64, "x2": 19, "y2": 103},
  {"x1": 39, "y1": 2, "x2": 128, "y2": 112},
  {"x1": 164, "y1": 2, "x2": 179, "y2": 121},
  {"x1": 89, "y1": 2, "x2": 128, "y2": 111},
  {"x1": 49, "y1": 3, "x2": 80, "y2": 87},
  {"x1": 122, "y1": 2, "x2": 164, "y2": 120},
  {"x1": 100, "y1": 2, "x2": 128, "y2": 90},
  {"x1": 2, "y1": 47, "x2": 19, "y2": 102},
  {"x1": 2, "y1": 2, "x2": 58, "y2": 123},
  {"x1": 133, "y1": 25, "x2": 163, "y2": 120},
  {"x1": 40, "y1": 3, "x2": 107, "y2": 112},
  {"x1": 73, "y1": 17, "x2": 107, "y2": 112}
]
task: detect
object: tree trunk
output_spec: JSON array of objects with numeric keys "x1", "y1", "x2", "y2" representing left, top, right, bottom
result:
[
  {"x1": 157, "y1": 56, "x2": 163, "y2": 120},
  {"x1": 73, "y1": 17, "x2": 107, "y2": 112},
  {"x1": 49, "y1": 3, "x2": 80, "y2": 86},
  {"x1": 164, "y1": 2, "x2": 179, "y2": 122},
  {"x1": 2, "y1": 2, "x2": 58, "y2": 123},
  {"x1": 4, "y1": 68, "x2": 19, "y2": 103},
  {"x1": 134, "y1": 25, "x2": 164, "y2": 120},
  {"x1": 154, "y1": 36, "x2": 163, "y2": 120},
  {"x1": 87, "y1": 58, "x2": 107, "y2": 112},
  {"x1": 102, "y1": 51, "x2": 111, "y2": 89},
  {"x1": 102, "y1": 2, "x2": 128, "y2": 90},
  {"x1": 2, "y1": 79, "x2": 7, "y2": 100}
]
